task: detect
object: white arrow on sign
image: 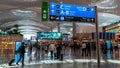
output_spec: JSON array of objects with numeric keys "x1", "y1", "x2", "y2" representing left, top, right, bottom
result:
[{"x1": 43, "y1": 10, "x2": 47, "y2": 13}]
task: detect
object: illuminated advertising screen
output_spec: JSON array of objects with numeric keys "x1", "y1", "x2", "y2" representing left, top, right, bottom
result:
[
  {"x1": 49, "y1": 2, "x2": 95, "y2": 22},
  {"x1": 108, "y1": 29, "x2": 118, "y2": 33},
  {"x1": 37, "y1": 32, "x2": 62, "y2": 39},
  {"x1": 15, "y1": 41, "x2": 22, "y2": 63},
  {"x1": 106, "y1": 40, "x2": 112, "y2": 59}
]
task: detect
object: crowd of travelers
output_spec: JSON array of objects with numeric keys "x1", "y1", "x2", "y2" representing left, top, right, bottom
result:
[
  {"x1": 12, "y1": 40, "x2": 120, "y2": 66},
  {"x1": 26, "y1": 40, "x2": 120, "y2": 60}
]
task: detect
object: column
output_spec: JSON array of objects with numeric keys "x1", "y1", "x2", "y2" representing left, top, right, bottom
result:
[
  {"x1": 58, "y1": 23, "x2": 60, "y2": 32},
  {"x1": 73, "y1": 22, "x2": 77, "y2": 40}
]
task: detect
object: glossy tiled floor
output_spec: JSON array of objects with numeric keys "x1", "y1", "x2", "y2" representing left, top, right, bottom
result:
[
  {"x1": 1, "y1": 59, "x2": 120, "y2": 68},
  {"x1": 1, "y1": 48, "x2": 120, "y2": 68}
]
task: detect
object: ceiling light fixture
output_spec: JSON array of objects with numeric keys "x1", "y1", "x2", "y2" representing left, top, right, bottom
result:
[
  {"x1": 92, "y1": 0, "x2": 118, "y2": 9},
  {"x1": 11, "y1": 9, "x2": 37, "y2": 17}
]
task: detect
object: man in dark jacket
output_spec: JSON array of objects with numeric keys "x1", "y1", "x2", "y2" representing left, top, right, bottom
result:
[{"x1": 56, "y1": 43, "x2": 62, "y2": 59}]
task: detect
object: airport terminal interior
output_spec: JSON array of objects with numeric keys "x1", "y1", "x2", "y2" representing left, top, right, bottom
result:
[{"x1": 1, "y1": 0, "x2": 120, "y2": 68}]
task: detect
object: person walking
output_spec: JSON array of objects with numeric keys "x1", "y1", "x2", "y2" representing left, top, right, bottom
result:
[
  {"x1": 49, "y1": 42, "x2": 56, "y2": 59},
  {"x1": 81, "y1": 42, "x2": 87, "y2": 57},
  {"x1": 56, "y1": 43, "x2": 62, "y2": 59}
]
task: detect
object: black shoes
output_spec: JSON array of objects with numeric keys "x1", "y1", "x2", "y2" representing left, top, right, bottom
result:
[{"x1": 16, "y1": 63, "x2": 19, "y2": 65}]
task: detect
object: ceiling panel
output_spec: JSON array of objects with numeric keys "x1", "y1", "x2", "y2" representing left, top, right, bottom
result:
[{"x1": 0, "y1": 0, "x2": 120, "y2": 35}]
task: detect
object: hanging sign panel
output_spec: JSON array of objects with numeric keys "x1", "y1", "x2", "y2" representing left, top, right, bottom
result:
[
  {"x1": 41, "y1": 2, "x2": 48, "y2": 21},
  {"x1": 49, "y1": 2, "x2": 95, "y2": 22},
  {"x1": 37, "y1": 32, "x2": 62, "y2": 39}
]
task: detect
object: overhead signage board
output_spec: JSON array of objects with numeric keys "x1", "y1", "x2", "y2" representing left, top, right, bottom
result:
[
  {"x1": 92, "y1": 32, "x2": 115, "y2": 40},
  {"x1": 41, "y1": 2, "x2": 48, "y2": 21},
  {"x1": 37, "y1": 32, "x2": 62, "y2": 39},
  {"x1": 49, "y1": 2, "x2": 95, "y2": 22}
]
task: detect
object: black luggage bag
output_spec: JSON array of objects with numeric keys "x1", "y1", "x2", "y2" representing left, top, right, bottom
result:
[
  {"x1": 8, "y1": 58, "x2": 15, "y2": 66},
  {"x1": 60, "y1": 54, "x2": 63, "y2": 61}
]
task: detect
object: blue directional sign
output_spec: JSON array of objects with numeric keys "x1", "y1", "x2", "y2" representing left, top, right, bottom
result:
[{"x1": 49, "y1": 2, "x2": 96, "y2": 22}]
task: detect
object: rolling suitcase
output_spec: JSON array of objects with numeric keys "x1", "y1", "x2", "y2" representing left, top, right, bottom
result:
[
  {"x1": 60, "y1": 54, "x2": 63, "y2": 61},
  {"x1": 8, "y1": 58, "x2": 15, "y2": 66}
]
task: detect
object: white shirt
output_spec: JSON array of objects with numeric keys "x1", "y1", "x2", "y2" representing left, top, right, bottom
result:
[
  {"x1": 49, "y1": 43, "x2": 55, "y2": 51},
  {"x1": 82, "y1": 43, "x2": 86, "y2": 48}
]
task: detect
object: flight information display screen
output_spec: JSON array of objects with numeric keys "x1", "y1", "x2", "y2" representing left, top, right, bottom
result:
[
  {"x1": 92, "y1": 32, "x2": 115, "y2": 40},
  {"x1": 49, "y1": 2, "x2": 96, "y2": 22}
]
